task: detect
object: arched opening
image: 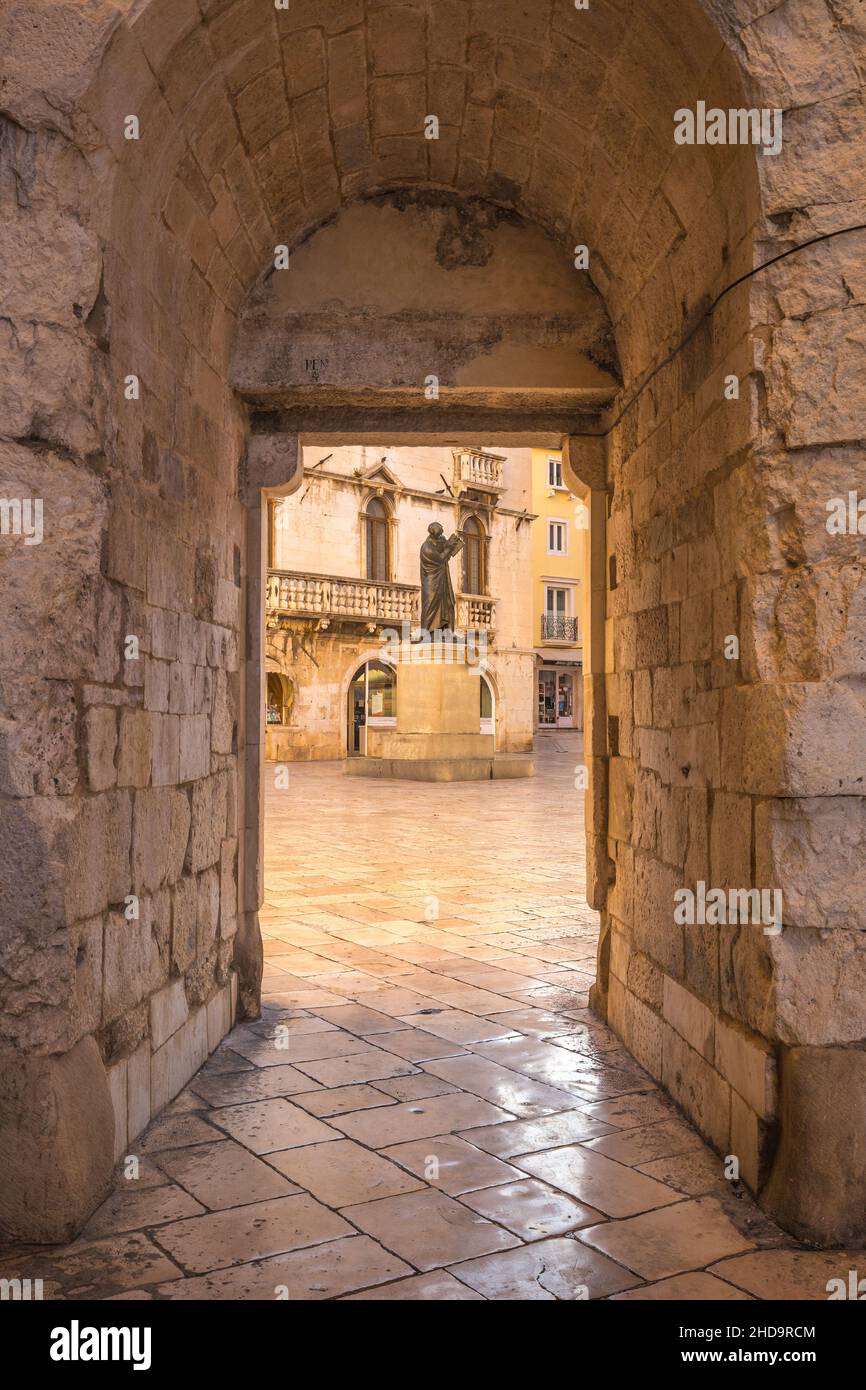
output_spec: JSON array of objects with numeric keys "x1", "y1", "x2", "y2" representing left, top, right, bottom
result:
[
  {"x1": 2, "y1": 0, "x2": 863, "y2": 1271},
  {"x1": 347, "y1": 658, "x2": 397, "y2": 758},
  {"x1": 266, "y1": 670, "x2": 293, "y2": 728},
  {"x1": 480, "y1": 673, "x2": 495, "y2": 740}
]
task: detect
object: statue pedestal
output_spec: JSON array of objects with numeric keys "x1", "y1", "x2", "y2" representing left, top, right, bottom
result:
[{"x1": 347, "y1": 641, "x2": 533, "y2": 782}]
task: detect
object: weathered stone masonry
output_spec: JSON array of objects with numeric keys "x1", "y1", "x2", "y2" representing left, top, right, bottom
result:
[{"x1": 0, "y1": 0, "x2": 864, "y2": 1244}]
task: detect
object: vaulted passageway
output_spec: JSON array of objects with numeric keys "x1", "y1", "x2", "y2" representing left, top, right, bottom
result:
[{"x1": 1, "y1": 0, "x2": 865, "y2": 1257}]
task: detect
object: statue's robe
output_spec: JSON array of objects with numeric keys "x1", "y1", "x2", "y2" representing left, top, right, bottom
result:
[{"x1": 420, "y1": 534, "x2": 462, "y2": 631}]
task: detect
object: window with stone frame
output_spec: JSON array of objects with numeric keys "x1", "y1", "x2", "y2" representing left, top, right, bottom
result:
[
  {"x1": 365, "y1": 497, "x2": 390, "y2": 581},
  {"x1": 461, "y1": 514, "x2": 486, "y2": 594}
]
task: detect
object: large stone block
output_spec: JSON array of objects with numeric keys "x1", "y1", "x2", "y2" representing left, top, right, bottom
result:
[
  {"x1": 371, "y1": 75, "x2": 425, "y2": 136},
  {"x1": 768, "y1": 927, "x2": 866, "y2": 1047},
  {"x1": 150, "y1": 1006, "x2": 208, "y2": 1113},
  {"x1": 106, "y1": 1057, "x2": 127, "y2": 1160},
  {"x1": 729, "y1": 1090, "x2": 773, "y2": 1194},
  {"x1": 719, "y1": 924, "x2": 775, "y2": 1039},
  {"x1": 615, "y1": 979, "x2": 664, "y2": 1078},
  {"x1": 211, "y1": 669, "x2": 235, "y2": 754},
  {"x1": 0, "y1": 447, "x2": 107, "y2": 685},
  {"x1": 220, "y1": 836, "x2": 238, "y2": 940},
  {"x1": 169, "y1": 662, "x2": 196, "y2": 715},
  {"x1": 150, "y1": 978, "x2": 189, "y2": 1050},
  {"x1": 127, "y1": 1037, "x2": 151, "y2": 1144},
  {"x1": 0, "y1": 675, "x2": 78, "y2": 797},
  {"x1": 171, "y1": 874, "x2": 197, "y2": 974},
  {"x1": 663, "y1": 975, "x2": 715, "y2": 1061},
  {"x1": 68, "y1": 914, "x2": 103, "y2": 1043},
  {"x1": 206, "y1": 984, "x2": 232, "y2": 1053},
  {"x1": 607, "y1": 755, "x2": 633, "y2": 842},
  {"x1": 0, "y1": 1036, "x2": 114, "y2": 1243},
  {"x1": 132, "y1": 786, "x2": 191, "y2": 893},
  {"x1": 103, "y1": 909, "x2": 164, "y2": 1023},
  {"x1": 627, "y1": 949, "x2": 664, "y2": 1012},
  {"x1": 763, "y1": 1046, "x2": 866, "y2": 1246},
  {"x1": 117, "y1": 709, "x2": 152, "y2": 788},
  {"x1": 65, "y1": 790, "x2": 132, "y2": 921},
  {"x1": 370, "y1": 5, "x2": 425, "y2": 75},
  {"x1": 151, "y1": 712, "x2": 180, "y2": 785},
  {"x1": 662, "y1": 1024, "x2": 731, "y2": 1153},
  {"x1": 743, "y1": 563, "x2": 866, "y2": 685},
  {"x1": 84, "y1": 706, "x2": 117, "y2": 792},
  {"x1": 631, "y1": 850, "x2": 683, "y2": 979},
  {"x1": 187, "y1": 773, "x2": 228, "y2": 873},
  {"x1": 715, "y1": 1016, "x2": 777, "y2": 1119},
  {"x1": 710, "y1": 790, "x2": 752, "y2": 892},
  {"x1": 769, "y1": 305, "x2": 866, "y2": 449},
  {"x1": 197, "y1": 864, "x2": 220, "y2": 955},
  {"x1": 178, "y1": 714, "x2": 210, "y2": 781},
  {"x1": 755, "y1": 797, "x2": 866, "y2": 931},
  {"x1": 737, "y1": 0, "x2": 859, "y2": 107},
  {"x1": 720, "y1": 681, "x2": 866, "y2": 796}
]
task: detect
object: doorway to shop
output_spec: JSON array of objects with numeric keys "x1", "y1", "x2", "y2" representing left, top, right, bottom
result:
[
  {"x1": 538, "y1": 667, "x2": 576, "y2": 729},
  {"x1": 347, "y1": 660, "x2": 397, "y2": 757}
]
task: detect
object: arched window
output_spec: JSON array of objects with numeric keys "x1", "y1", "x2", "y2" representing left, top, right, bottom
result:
[
  {"x1": 365, "y1": 497, "x2": 389, "y2": 581},
  {"x1": 462, "y1": 515, "x2": 485, "y2": 594}
]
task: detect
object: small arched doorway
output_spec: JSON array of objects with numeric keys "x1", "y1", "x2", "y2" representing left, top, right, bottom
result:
[
  {"x1": 480, "y1": 672, "x2": 495, "y2": 740},
  {"x1": 266, "y1": 670, "x2": 293, "y2": 728},
  {"x1": 347, "y1": 659, "x2": 397, "y2": 757}
]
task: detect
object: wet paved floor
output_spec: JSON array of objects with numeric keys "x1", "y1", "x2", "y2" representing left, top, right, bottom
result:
[{"x1": 3, "y1": 738, "x2": 859, "y2": 1300}]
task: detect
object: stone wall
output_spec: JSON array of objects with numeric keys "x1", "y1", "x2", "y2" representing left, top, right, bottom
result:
[
  {"x1": 585, "y1": 0, "x2": 866, "y2": 1246},
  {"x1": 1, "y1": 2, "x2": 250, "y2": 1239}
]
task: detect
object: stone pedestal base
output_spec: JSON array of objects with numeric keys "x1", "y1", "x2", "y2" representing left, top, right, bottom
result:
[
  {"x1": 346, "y1": 752, "x2": 534, "y2": 781},
  {"x1": 350, "y1": 644, "x2": 533, "y2": 782}
]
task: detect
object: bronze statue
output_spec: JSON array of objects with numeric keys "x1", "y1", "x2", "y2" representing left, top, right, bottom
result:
[{"x1": 420, "y1": 522, "x2": 463, "y2": 632}]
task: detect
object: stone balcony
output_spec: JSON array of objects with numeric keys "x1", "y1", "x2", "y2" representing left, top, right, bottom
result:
[
  {"x1": 457, "y1": 594, "x2": 496, "y2": 632},
  {"x1": 452, "y1": 447, "x2": 506, "y2": 496},
  {"x1": 266, "y1": 570, "x2": 419, "y2": 628}
]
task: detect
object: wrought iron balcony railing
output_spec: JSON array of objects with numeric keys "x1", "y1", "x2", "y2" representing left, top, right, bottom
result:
[
  {"x1": 266, "y1": 570, "x2": 419, "y2": 625},
  {"x1": 541, "y1": 614, "x2": 579, "y2": 642}
]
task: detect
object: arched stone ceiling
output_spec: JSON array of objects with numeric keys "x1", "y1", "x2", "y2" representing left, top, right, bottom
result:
[{"x1": 1, "y1": 0, "x2": 765, "y2": 388}]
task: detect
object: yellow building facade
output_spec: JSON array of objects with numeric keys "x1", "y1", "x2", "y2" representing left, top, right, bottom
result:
[{"x1": 530, "y1": 448, "x2": 585, "y2": 730}]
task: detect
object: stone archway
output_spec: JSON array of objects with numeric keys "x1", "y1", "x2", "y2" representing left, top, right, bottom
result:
[{"x1": 1, "y1": 0, "x2": 864, "y2": 1248}]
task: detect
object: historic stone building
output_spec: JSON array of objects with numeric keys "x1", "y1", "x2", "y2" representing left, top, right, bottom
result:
[
  {"x1": 0, "y1": 0, "x2": 864, "y2": 1261},
  {"x1": 264, "y1": 443, "x2": 536, "y2": 763}
]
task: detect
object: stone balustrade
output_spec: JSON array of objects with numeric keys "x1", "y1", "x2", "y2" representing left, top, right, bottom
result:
[
  {"x1": 453, "y1": 448, "x2": 505, "y2": 494},
  {"x1": 457, "y1": 594, "x2": 496, "y2": 631},
  {"x1": 267, "y1": 570, "x2": 419, "y2": 625}
]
